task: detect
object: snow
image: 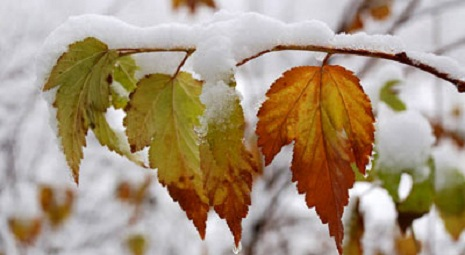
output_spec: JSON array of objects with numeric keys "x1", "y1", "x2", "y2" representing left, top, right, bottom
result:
[
  {"x1": 199, "y1": 80, "x2": 240, "y2": 130},
  {"x1": 376, "y1": 105, "x2": 435, "y2": 178},
  {"x1": 192, "y1": 35, "x2": 236, "y2": 82},
  {"x1": 332, "y1": 32, "x2": 405, "y2": 54},
  {"x1": 2, "y1": 1, "x2": 464, "y2": 254},
  {"x1": 36, "y1": 10, "x2": 465, "y2": 94},
  {"x1": 408, "y1": 50, "x2": 465, "y2": 80}
]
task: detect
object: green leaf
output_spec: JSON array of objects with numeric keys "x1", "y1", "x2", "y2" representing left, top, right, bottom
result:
[
  {"x1": 124, "y1": 71, "x2": 209, "y2": 238},
  {"x1": 374, "y1": 157, "x2": 434, "y2": 232},
  {"x1": 379, "y1": 80, "x2": 406, "y2": 112},
  {"x1": 396, "y1": 159, "x2": 434, "y2": 232},
  {"x1": 43, "y1": 37, "x2": 133, "y2": 183},
  {"x1": 111, "y1": 56, "x2": 139, "y2": 109},
  {"x1": 435, "y1": 170, "x2": 465, "y2": 240}
]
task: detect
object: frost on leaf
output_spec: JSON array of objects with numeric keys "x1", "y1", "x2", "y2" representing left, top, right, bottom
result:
[
  {"x1": 43, "y1": 37, "x2": 137, "y2": 184},
  {"x1": 124, "y1": 72, "x2": 209, "y2": 238},
  {"x1": 200, "y1": 80, "x2": 259, "y2": 246},
  {"x1": 256, "y1": 66, "x2": 375, "y2": 253}
]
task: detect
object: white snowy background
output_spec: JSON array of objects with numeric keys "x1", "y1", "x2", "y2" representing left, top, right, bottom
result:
[{"x1": 1, "y1": 0, "x2": 465, "y2": 254}]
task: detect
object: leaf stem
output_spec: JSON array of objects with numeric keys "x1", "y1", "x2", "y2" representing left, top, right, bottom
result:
[
  {"x1": 172, "y1": 50, "x2": 195, "y2": 77},
  {"x1": 322, "y1": 53, "x2": 333, "y2": 66},
  {"x1": 235, "y1": 45, "x2": 465, "y2": 92},
  {"x1": 117, "y1": 48, "x2": 195, "y2": 57}
]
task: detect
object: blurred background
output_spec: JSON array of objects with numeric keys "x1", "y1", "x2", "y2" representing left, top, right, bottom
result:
[{"x1": 1, "y1": 0, "x2": 465, "y2": 254}]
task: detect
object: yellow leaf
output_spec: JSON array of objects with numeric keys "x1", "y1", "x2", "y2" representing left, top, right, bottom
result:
[
  {"x1": 256, "y1": 66, "x2": 374, "y2": 254},
  {"x1": 124, "y1": 72, "x2": 209, "y2": 237},
  {"x1": 8, "y1": 217, "x2": 42, "y2": 246},
  {"x1": 200, "y1": 81, "x2": 259, "y2": 245},
  {"x1": 127, "y1": 234, "x2": 147, "y2": 255},
  {"x1": 172, "y1": 0, "x2": 216, "y2": 13},
  {"x1": 395, "y1": 232, "x2": 421, "y2": 255},
  {"x1": 39, "y1": 185, "x2": 74, "y2": 228}
]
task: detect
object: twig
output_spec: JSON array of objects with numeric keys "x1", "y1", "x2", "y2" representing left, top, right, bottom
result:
[
  {"x1": 117, "y1": 48, "x2": 194, "y2": 56},
  {"x1": 386, "y1": 0, "x2": 421, "y2": 35},
  {"x1": 435, "y1": 37, "x2": 465, "y2": 55},
  {"x1": 114, "y1": 42, "x2": 465, "y2": 92},
  {"x1": 411, "y1": 0, "x2": 465, "y2": 23},
  {"x1": 172, "y1": 50, "x2": 195, "y2": 77},
  {"x1": 357, "y1": 0, "x2": 420, "y2": 78},
  {"x1": 236, "y1": 45, "x2": 465, "y2": 92}
]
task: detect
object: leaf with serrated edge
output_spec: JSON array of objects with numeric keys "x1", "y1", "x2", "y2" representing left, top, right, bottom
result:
[
  {"x1": 124, "y1": 72, "x2": 208, "y2": 238},
  {"x1": 43, "y1": 37, "x2": 137, "y2": 183},
  {"x1": 200, "y1": 81, "x2": 258, "y2": 246},
  {"x1": 256, "y1": 66, "x2": 374, "y2": 254}
]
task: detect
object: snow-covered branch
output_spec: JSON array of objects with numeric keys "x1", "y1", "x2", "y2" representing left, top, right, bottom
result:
[{"x1": 38, "y1": 12, "x2": 465, "y2": 91}]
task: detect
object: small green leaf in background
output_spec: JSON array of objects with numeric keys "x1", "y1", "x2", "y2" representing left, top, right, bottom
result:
[
  {"x1": 43, "y1": 37, "x2": 139, "y2": 183},
  {"x1": 111, "y1": 56, "x2": 139, "y2": 109},
  {"x1": 374, "y1": 158, "x2": 434, "y2": 233},
  {"x1": 396, "y1": 159, "x2": 435, "y2": 233},
  {"x1": 435, "y1": 169, "x2": 465, "y2": 240},
  {"x1": 380, "y1": 80, "x2": 406, "y2": 112},
  {"x1": 127, "y1": 234, "x2": 147, "y2": 255}
]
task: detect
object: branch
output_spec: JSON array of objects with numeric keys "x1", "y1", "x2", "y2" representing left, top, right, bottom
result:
[
  {"x1": 412, "y1": 0, "x2": 465, "y2": 22},
  {"x1": 357, "y1": 0, "x2": 420, "y2": 77},
  {"x1": 236, "y1": 45, "x2": 465, "y2": 92},
  {"x1": 117, "y1": 47, "x2": 194, "y2": 56}
]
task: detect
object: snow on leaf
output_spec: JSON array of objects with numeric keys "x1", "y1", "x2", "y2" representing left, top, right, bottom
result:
[
  {"x1": 42, "y1": 37, "x2": 137, "y2": 184},
  {"x1": 111, "y1": 56, "x2": 138, "y2": 109},
  {"x1": 171, "y1": 0, "x2": 216, "y2": 13},
  {"x1": 256, "y1": 65, "x2": 374, "y2": 254},
  {"x1": 200, "y1": 80, "x2": 259, "y2": 246},
  {"x1": 124, "y1": 72, "x2": 209, "y2": 238}
]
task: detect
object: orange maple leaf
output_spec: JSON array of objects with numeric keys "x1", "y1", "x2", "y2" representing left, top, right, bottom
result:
[{"x1": 256, "y1": 65, "x2": 374, "y2": 254}]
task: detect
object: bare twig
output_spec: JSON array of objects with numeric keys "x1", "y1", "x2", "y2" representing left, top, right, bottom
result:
[
  {"x1": 386, "y1": 0, "x2": 421, "y2": 34},
  {"x1": 435, "y1": 37, "x2": 465, "y2": 55},
  {"x1": 172, "y1": 50, "x2": 195, "y2": 77},
  {"x1": 117, "y1": 48, "x2": 194, "y2": 57},
  {"x1": 357, "y1": 0, "x2": 420, "y2": 77},
  {"x1": 412, "y1": 0, "x2": 465, "y2": 22}
]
